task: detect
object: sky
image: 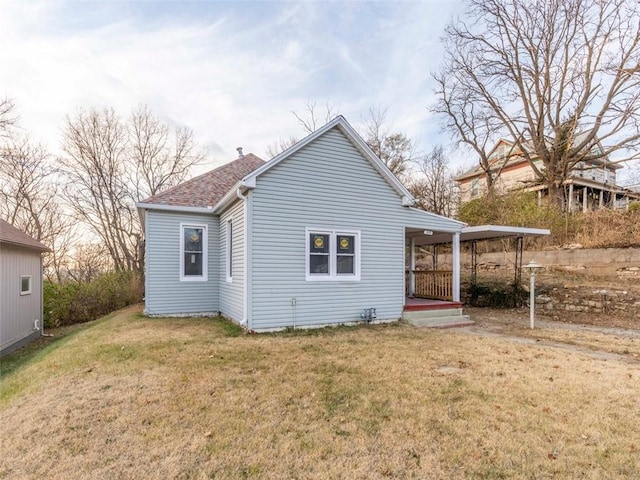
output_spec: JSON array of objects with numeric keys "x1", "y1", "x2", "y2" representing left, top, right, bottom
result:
[{"x1": 0, "y1": 0, "x2": 469, "y2": 173}]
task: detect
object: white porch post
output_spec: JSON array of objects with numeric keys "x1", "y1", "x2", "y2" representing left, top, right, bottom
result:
[
  {"x1": 409, "y1": 237, "x2": 416, "y2": 297},
  {"x1": 452, "y1": 232, "x2": 461, "y2": 302},
  {"x1": 568, "y1": 183, "x2": 574, "y2": 211}
]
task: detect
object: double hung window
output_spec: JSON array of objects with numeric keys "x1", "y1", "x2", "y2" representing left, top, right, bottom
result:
[
  {"x1": 306, "y1": 229, "x2": 360, "y2": 281},
  {"x1": 226, "y1": 220, "x2": 233, "y2": 282},
  {"x1": 180, "y1": 224, "x2": 207, "y2": 281}
]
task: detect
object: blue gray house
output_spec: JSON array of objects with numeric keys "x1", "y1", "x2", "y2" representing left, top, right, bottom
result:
[{"x1": 137, "y1": 116, "x2": 466, "y2": 331}]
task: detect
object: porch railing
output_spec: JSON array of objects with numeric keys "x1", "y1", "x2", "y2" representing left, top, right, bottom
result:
[{"x1": 410, "y1": 270, "x2": 453, "y2": 301}]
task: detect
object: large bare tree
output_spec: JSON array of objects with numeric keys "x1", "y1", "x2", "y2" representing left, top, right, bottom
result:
[
  {"x1": 0, "y1": 97, "x2": 17, "y2": 136},
  {"x1": 60, "y1": 106, "x2": 205, "y2": 273},
  {"x1": 433, "y1": 0, "x2": 640, "y2": 206},
  {"x1": 129, "y1": 104, "x2": 205, "y2": 200},
  {"x1": 407, "y1": 146, "x2": 457, "y2": 217},
  {"x1": 361, "y1": 107, "x2": 414, "y2": 178},
  {"x1": 268, "y1": 103, "x2": 415, "y2": 178},
  {"x1": 0, "y1": 107, "x2": 74, "y2": 281}
]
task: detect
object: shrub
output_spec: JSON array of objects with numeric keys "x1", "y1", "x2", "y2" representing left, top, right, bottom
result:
[
  {"x1": 458, "y1": 192, "x2": 639, "y2": 248},
  {"x1": 44, "y1": 271, "x2": 143, "y2": 328}
]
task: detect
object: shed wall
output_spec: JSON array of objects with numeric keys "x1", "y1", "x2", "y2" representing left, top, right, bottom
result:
[{"x1": 0, "y1": 245, "x2": 42, "y2": 353}]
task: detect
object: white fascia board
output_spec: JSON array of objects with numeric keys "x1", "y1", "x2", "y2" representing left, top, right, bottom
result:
[
  {"x1": 136, "y1": 202, "x2": 215, "y2": 214},
  {"x1": 407, "y1": 207, "x2": 466, "y2": 229},
  {"x1": 241, "y1": 115, "x2": 415, "y2": 206},
  {"x1": 138, "y1": 203, "x2": 215, "y2": 231},
  {"x1": 462, "y1": 225, "x2": 550, "y2": 236}
]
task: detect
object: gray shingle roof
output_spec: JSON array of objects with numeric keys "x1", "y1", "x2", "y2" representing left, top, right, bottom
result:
[
  {"x1": 0, "y1": 219, "x2": 49, "y2": 251},
  {"x1": 139, "y1": 153, "x2": 265, "y2": 208}
]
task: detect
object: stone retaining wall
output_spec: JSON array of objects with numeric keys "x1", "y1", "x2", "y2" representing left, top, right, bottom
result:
[
  {"x1": 536, "y1": 287, "x2": 640, "y2": 319},
  {"x1": 435, "y1": 247, "x2": 640, "y2": 279}
]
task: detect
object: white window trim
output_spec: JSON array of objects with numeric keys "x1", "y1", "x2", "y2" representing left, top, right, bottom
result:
[
  {"x1": 305, "y1": 228, "x2": 361, "y2": 282},
  {"x1": 226, "y1": 219, "x2": 233, "y2": 283},
  {"x1": 20, "y1": 275, "x2": 32, "y2": 295},
  {"x1": 180, "y1": 223, "x2": 208, "y2": 282}
]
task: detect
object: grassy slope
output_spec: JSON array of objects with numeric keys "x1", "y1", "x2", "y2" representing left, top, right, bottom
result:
[{"x1": 1, "y1": 306, "x2": 638, "y2": 479}]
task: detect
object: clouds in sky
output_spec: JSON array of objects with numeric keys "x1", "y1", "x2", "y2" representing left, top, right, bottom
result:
[{"x1": 0, "y1": 0, "x2": 465, "y2": 168}]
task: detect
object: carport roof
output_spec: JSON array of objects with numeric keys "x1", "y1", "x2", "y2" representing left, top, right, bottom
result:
[{"x1": 408, "y1": 224, "x2": 550, "y2": 246}]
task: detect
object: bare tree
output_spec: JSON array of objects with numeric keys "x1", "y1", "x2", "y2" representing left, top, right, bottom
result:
[
  {"x1": 59, "y1": 106, "x2": 206, "y2": 273},
  {"x1": 292, "y1": 100, "x2": 339, "y2": 134},
  {"x1": 433, "y1": 0, "x2": 640, "y2": 206},
  {"x1": 408, "y1": 146, "x2": 457, "y2": 217},
  {"x1": 0, "y1": 134, "x2": 74, "y2": 281},
  {"x1": 129, "y1": 104, "x2": 205, "y2": 200},
  {"x1": 64, "y1": 242, "x2": 112, "y2": 283},
  {"x1": 265, "y1": 136, "x2": 299, "y2": 158},
  {"x1": 432, "y1": 77, "x2": 508, "y2": 195},
  {"x1": 60, "y1": 108, "x2": 141, "y2": 272},
  {"x1": 361, "y1": 107, "x2": 414, "y2": 178},
  {"x1": 268, "y1": 103, "x2": 415, "y2": 179},
  {"x1": 0, "y1": 97, "x2": 17, "y2": 136}
]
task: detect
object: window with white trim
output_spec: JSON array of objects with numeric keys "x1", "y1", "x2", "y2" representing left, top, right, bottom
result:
[
  {"x1": 306, "y1": 229, "x2": 360, "y2": 281},
  {"x1": 180, "y1": 224, "x2": 207, "y2": 281},
  {"x1": 20, "y1": 275, "x2": 32, "y2": 295},
  {"x1": 226, "y1": 219, "x2": 233, "y2": 282}
]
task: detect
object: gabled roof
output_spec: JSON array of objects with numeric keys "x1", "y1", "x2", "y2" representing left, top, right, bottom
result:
[
  {"x1": 139, "y1": 153, "x2": 265, "y2": 209},
  {"x1": 241, "y1": 116, "x2": 413, "y2": 204},
  {"x1": 139, "y1": 116, "x2": 415, "y2": 216},
  {"x1": 0, "y1": 219, "x2": 49, "y2": 251},
  {"x1": 211, "y1": 116, "x2": 415, "y2": 214}
]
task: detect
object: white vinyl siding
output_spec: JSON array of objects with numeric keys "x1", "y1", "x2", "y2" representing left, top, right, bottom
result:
[
  {"x1": 1, "y1": 245, "x2": 42, "y2": 354},
  {"x1": 250, "y1": 127, "x2": 458, "y2": 330},
  {"x1": 219, "y1": 200, "x2": 245, "y2": 323},
  {"x1": 145, "y1": 210, "x2": 218, "y2": 315}
]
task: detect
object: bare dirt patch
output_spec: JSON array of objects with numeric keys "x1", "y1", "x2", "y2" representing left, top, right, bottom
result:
[{"x1": 1, "y1": 306, "x2": 639, "y2": 479}]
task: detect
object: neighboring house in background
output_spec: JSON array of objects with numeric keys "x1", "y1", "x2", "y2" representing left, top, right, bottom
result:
[
  {"x1": 0, "y1": 219, "x2": 48, "y2": 355},
  {"x1": 137, "y1": 116, "x2": 466, "y2": 331},
  {"x1": 456, "y1": 138, "x2": 640, "y2": 210}
]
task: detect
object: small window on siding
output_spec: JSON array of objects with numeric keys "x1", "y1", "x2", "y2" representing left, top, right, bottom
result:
[
  {"x1": 306, "y1": 229, "x2": 360, "y2": 281},
  {"x1": 471, "y1": 179, "x2": 479, "y2": 198},
  {"x1": 20, "y1": 276, "x2": 32, "y2": 295},
  {"x1": 181, "y1": 224, "x2": 207, "y2": 281},
  {"x1": 226, "y1": 220, "x2": 233, "y2": 283}
]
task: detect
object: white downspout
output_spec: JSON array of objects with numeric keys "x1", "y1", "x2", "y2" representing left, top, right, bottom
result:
[{"x1": 236, "y1": 187, "x2": 250, "y2": 329}]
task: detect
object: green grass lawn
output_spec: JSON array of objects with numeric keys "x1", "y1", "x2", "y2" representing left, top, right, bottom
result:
[{"x1": 1, "y1": 305, "x2": 638, "y2": 479}]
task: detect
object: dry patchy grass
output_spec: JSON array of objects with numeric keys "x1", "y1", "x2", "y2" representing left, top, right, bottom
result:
[{"x1": 1, "y1": 306, "x2": 639, "y2": 479}]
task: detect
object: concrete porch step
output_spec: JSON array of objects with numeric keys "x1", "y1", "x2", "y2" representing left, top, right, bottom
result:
[
  {"x1": 405, "y1": 314, "x2": 473, "y2": 328},
  {"x1": 402, "y1": 307, "x2": 463, "y2": 321},
  {"x1": 402, "y1": 307, "x2": 474, "y2": 328}
]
